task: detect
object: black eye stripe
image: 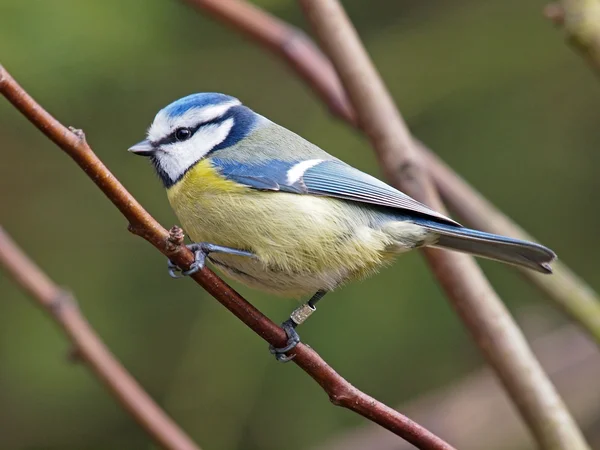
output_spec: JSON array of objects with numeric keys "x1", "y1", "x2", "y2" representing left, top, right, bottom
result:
[{"x1": 154, "y1": 116, "x2": 226, "y2": 147}]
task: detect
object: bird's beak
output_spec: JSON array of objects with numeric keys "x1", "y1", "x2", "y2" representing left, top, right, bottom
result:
[{"x1": 128, "y1": 139, "x2": 155, "y2": 156}]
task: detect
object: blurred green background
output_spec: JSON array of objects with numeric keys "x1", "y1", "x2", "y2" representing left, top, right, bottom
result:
[{"x1": 1, "y1": 1, "x2": 600, "y2": 449}]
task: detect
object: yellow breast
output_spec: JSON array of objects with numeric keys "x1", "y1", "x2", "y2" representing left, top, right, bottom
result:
[{"x1": 166, "y1": 159, "x2": 395, "y2": 296}]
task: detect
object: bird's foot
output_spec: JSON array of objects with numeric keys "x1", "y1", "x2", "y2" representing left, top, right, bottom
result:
[
  {"x1": 269, "y1": 319, "x2": 301, "y2": 363},
  {"x1": 268, "y1": 301, "x2": 318, "y2": 362},
  {"x1": 168, "y1": 242, "x2": 255, "y2": 278}
]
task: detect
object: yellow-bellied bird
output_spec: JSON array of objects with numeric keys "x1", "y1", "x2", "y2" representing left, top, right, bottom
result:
[{"x1": 129, "y1": 93, "x2": 556, "y2": 361}]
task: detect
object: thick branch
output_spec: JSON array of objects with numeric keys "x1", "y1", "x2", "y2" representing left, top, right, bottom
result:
[
  {"x1": 297, "y1": 0, "x2": 588, "y2": 448},
  {"x1": 181, "y1": 0, "x2": 600, "y2": 347},
  {"x1": 0, "y1": 228, "x2": 201, "y2": 450},
  {"x1": 417, "y1": 145, "x2": 600, "y2": 342},
  {"x1": 315, "y1": 321, "x2": 600, "y2": 450},
  {"x1": 0, "y1": 65, "x2": 454, "y2": 450},
  {"x1": 545, "y1": 1, "x2": 600, "y2": 76}
]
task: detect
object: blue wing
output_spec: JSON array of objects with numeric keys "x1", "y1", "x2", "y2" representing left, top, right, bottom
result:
[{"x1": 211, "y1": 158, "x2": 459, "y2": 225}]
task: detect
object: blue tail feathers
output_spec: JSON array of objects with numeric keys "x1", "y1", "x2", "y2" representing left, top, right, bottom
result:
[{"x1": 414, "y1": 219, "x2": 556, "y2": 274}]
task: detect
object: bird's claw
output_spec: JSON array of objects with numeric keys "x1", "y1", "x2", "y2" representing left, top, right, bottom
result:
[
  {"x1": 269, "y1": 319, "x2": 301, "y2": 362},
  {"x1": 168, "y1": 242, "x2": 255, "y2": 278},
  {"x1": 168, "y1": 244, "x2": 208, "y2": 278},
  {"x1": 167, "y1": 259, "x2": 183, "y2": 278}
]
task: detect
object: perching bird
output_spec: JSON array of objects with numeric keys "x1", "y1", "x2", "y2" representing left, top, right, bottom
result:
[{"x1": 129, "y1": 93, "x2": 556, "y2": 361}]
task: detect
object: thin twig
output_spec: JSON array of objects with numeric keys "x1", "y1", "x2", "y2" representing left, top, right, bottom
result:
[
  {"x1": 297, "y1": 0, "x2": 589, "y2": 449},
  {"x1": 545, "y1": 1, "x2": 600, "y2": 76},
  {"x1": 0, "y1": 65, "x2": 454, "y2": 450},
  {"x1": 180, "y1": 0, "x2": 600, "y2": 345},
  {"x1": 0, "y1": 227, "x2": 201, "y2": 450}
]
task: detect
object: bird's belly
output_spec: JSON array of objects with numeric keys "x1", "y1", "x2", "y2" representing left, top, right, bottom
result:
[
  {"x1": 207, "y1": 253, "x2": 351, "y2": 297},
  {"x1": 167, "y1": 182, "x2": 411, "y2": 297}
]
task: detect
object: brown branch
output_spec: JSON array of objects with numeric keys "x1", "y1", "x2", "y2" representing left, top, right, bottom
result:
[
  {"x1": 545, "y1": 1, "x2": 600, "y2": 76},
  {"x1": 417, "y1": 145, "x2": 600, "y2": 343},
  {"x1": 315, "y1": 319, "x2": 600, "y2": 450},
  {"x1": 180, "y1": 0, "x2": 356, "y2": 125},
  {"x1": 0, "y1": 66, "x2": 454, "y2": 450},
  {"x1": 0, "y1": 227, "x2": 201, "y2": 450},
  {"x1": 297, "y1": 0, "x2": 588, "y2": 449},
  {"x1": 180, "y1": 0, "x2": 600, "y2": 345}
]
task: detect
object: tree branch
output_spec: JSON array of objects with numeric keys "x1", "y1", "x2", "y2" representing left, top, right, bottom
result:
[
  {"x1": 417, "y1": 144, "x2": 600, "y2": 342},
  {"x1": 0, "y1": 227, "x2": 201, "y2": 450},
  {"x1": 315, "y1": 319, "x2": 600, "y2": 450},
  {"x1": 180, "y1": 0, "x2": 600, "y2": 346},
  {"x1": 0, "y1": 65, "x2": 454, "y2": 450},
  {"x1": 545, "y1": 1, "x2": 600, "y2": 76},
  {"x1": 297, "y1": 0, "x2": 588, "y2": 448}
]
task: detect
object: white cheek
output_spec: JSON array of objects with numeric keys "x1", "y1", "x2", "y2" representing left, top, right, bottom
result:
[{"x1": 155, "y1": 118, "x2": 234, "y2": 182}]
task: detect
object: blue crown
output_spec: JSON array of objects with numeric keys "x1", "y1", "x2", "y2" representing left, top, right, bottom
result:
[{"x1": 162, "y1": 93, "x2": 239, "y2": 118}]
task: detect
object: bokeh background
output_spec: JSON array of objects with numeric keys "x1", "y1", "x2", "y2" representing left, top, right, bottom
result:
[{"x1": 1, "y1": 1, "x2": 600, "y2": 449}]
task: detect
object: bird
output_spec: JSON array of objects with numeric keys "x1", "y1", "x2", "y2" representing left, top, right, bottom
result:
[{"x1": 129, "y1": 92, "x2": 556, "y2": 361}]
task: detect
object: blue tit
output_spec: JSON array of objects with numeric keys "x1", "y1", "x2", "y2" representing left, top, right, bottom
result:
[{"x1": 129, "y1": 93, "x2": 556, "y2": 361}]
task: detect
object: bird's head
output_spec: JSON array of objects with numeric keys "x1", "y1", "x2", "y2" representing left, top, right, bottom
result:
[{"x1": 129, "y1": 93, "x2": 258, "y2": 187}]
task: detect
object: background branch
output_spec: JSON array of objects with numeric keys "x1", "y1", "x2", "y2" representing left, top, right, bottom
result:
[
  {"x1": 315, "y1": 318, "x2": 600, "y2": 450},
  {"x1": 545, "y1": 1, "x2": 600, "y2": 76},
  {"x1": 297, "y1": 0, "x2": 588, "y2": 448},
  {"x1": 182, "y1": 0, "x2": 600, "y2": 346},
  {"x1": 0, "y1": 227, "x2": 201, "y2": 450},
  {"x1": 0, "y1": 65, "x2": 454, "y2": 450},
  {"x1": 417, "y1": 145, "x2": 600, "y2": 342}
]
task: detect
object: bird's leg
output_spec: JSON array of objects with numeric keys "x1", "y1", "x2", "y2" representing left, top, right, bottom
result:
[
  {"x1": 168, "y1": 242, "x2": 256, "y2": 278},
  {"x1": 269, "y1": 290, "x2": 328, "y2": 362}
]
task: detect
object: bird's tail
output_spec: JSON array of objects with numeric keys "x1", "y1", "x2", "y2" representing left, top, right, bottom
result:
[{"x1": 416, "y1": 220, "x2": 556, "y2": 274}]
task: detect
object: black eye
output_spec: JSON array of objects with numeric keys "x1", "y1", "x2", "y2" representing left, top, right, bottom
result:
[{"x1": 174, "y1": 128, "x2": 192, "y2": 141}]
